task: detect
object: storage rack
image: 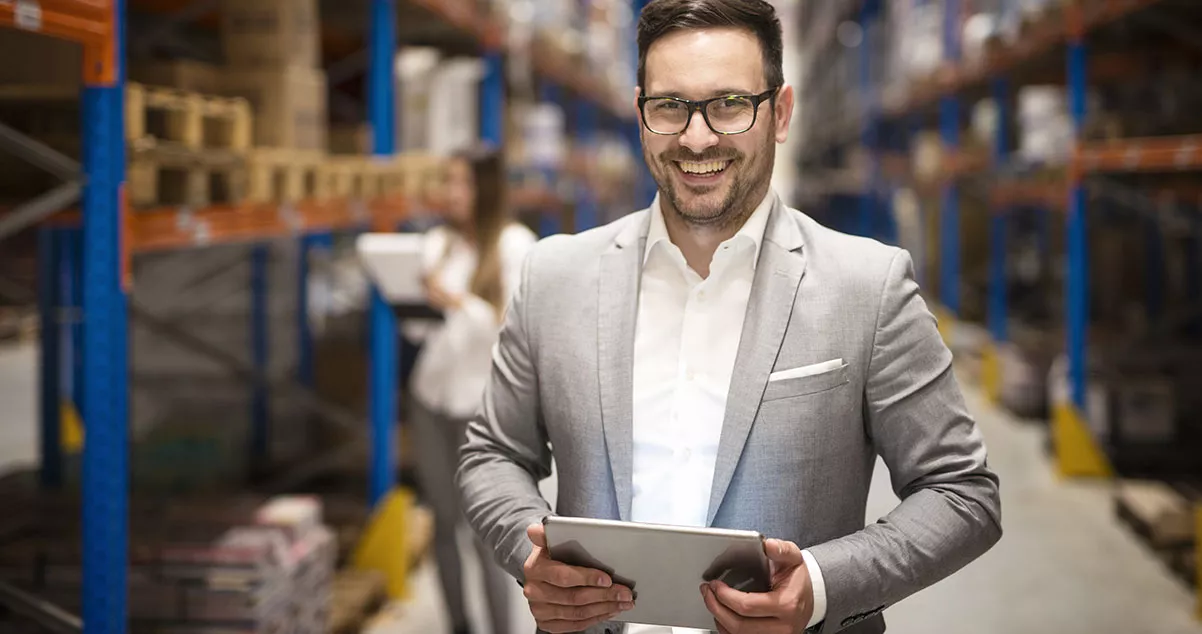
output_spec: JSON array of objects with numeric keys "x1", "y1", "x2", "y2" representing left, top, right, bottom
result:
[
  {"x1": 800, "y1": 0, "x2": 1201, "y2": 618},
  {"x1": 0, "y1": 1, "x2": 648, "y2": 631}
]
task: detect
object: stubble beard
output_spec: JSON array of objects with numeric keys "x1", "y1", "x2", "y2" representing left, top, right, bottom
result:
[{"x1": 646, "y1": 133, "x2": 776, "y2": 234}]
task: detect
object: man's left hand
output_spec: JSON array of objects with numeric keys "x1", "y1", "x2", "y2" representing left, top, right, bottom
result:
[{"x1": 700, "y1": 538, "x2": 814, "y2": 634}]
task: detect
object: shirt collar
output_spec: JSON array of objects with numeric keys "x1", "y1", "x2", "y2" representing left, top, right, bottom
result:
[{"x1": 644, "y1": 189, "x2": 776, "y2": 268}]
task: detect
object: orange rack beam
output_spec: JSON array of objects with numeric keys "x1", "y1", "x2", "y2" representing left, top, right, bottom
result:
[
  {"x1": 126, "y1": 198, "x2": 408, "y2": 254},
  {"x1": 1075, "y1": 135, "x2": 1202, "y2": 174},
  {"x1": 0, "y1": 0, "x2": 110, "y2": 46}
]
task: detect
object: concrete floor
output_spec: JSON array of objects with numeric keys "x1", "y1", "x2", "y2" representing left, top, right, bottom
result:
[
  {"x1": 370, "y1": 389, "x2": 1202, "y2": 634},
  {"x1": 1, "y1": 342, "x2": 1199, "y2": 633}
]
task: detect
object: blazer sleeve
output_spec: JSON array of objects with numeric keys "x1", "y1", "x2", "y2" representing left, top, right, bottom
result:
[
  {"x1": 456, "y1": 237, "x2": 553, "y2": 582},
  {"x1": 806, "y1": 249, "x2": 1002, "y2": 633}
]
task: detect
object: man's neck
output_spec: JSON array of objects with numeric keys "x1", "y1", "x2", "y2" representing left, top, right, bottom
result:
[{"x1": 660, "y1": 192, "x2": 766, "y2": 278}]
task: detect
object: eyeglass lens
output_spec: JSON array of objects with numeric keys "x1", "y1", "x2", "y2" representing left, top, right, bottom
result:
[{"x1": 644, "y1": 96, "x2": 758, "y2": 134}]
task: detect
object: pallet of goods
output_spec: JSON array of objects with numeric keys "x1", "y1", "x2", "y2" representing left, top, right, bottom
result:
[
  {"x1": 1114, "y1": 480, "x2": 1200, "y2": 587},
  {"x1": 0, "y1": 496, "x2": 337, "y2": 634}
]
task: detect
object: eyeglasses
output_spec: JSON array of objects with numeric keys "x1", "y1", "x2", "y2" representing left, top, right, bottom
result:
[{"x1": 638, "y1": 87, "x2": 780, "y2": 136}]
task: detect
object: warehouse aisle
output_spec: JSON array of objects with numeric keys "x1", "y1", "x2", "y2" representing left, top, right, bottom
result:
[{"x1": 375, "y1": 388, "x2": 1202, "y2": 634}]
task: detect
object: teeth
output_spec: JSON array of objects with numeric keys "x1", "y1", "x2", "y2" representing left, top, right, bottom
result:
[{"x1": 679, "y1": 161, "x2": 729, "y2": 175}]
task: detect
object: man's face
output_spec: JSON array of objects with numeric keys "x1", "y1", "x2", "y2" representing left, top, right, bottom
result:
[{"x1": 638, "y1": 27, "x2": 793, "y2": 230}]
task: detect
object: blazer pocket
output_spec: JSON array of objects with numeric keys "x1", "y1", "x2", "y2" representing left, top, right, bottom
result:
[{"x1": 762, "y1": 362, "x2": 849, "y2": 402}]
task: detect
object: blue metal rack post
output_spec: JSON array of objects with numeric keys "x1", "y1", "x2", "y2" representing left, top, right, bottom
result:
[
  {"x1": 82, "y1": 0, "x2": 129, "y2": 631},
  {"x1": 481, "y1": 52, "x2": 505, "y2": 150},
  {"x1": 297, "y1": 235, "x2": 315, "y2": 387},
  {"x1": 1144, "y1": 217, "x2": 1164, "y2": 322},
  {"x1": 939, "y1": 0, "x2": 962, "y2": 318},
  {"x1": 985, "y1": 78, "x2": 1010, "y2": 403},
  {"x1": 367, "y1": 0, "x2": 399, "y2": 509},
  {"x1": 1054, "y1": 12, "x2": 1110, "y2": 477},
  {"x1": 537, "y1": 81, "x2": 563, "y2": 237},
  {"x1": 250, "y1": 245, "x2": 270, "y2": 464},
  {"x1": 859, "y1": 0, "x2": 880, "y2": 240},
  {"x1": 38, "y1": 227, "x2": 63, "y2": 489},
  {"x1": 575, "y1": 99, "x2": 599, "y2": 231}
]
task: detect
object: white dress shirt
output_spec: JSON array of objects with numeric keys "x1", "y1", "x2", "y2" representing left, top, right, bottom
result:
[
  {"x1": 403, "y1": 222, "x2": 538, "y2": 419},
  {"x1": 628, "y1": 191, "x2": 827, "y2": 634}
]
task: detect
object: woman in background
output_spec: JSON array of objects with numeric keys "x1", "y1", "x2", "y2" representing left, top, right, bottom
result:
[{"x1": 405, "y1": 148, "x2": 537, "y2": 634}]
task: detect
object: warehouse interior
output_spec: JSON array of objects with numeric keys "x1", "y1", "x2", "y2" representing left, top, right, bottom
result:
[{"x1": 0, "y1": 0, "x2": 1199, "y2": 632}]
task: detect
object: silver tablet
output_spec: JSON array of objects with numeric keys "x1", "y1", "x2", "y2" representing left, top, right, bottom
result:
[{"x1": 543, "y1": 516, "x2": 772, "y2": 631}]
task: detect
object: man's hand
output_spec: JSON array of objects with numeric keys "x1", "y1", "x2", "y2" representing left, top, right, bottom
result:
[
  {"x1": 523, "y1": 523, "x2": 635, "y2": 633},
  {"x1": 701, "y1": 538, "x2": 815, "y2": 634}
]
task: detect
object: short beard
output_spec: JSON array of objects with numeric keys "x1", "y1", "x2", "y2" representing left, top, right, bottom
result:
[{"x1": 646, "y1": 134, "x2": 775, "y2": 233}]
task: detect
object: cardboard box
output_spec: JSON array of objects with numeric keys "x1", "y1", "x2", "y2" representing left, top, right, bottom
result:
[
  {"x1": 219, "y1": 0, "x2": 319, "y2": 68},
  {"x1": 128, "y1": 59, "x2": 220, "y2": 94},
  {"x1": 219, "y1": 65, "x2": 328, "y2": 151}
]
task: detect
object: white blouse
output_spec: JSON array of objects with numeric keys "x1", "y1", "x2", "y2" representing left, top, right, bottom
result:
[{"x1": 403, "y1": 222, "x2": 539, "y2": 419}]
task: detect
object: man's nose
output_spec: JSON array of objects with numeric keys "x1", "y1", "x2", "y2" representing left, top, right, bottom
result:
[{"x1": 678, "y1": 110, "x2": 719, "y2": 154}]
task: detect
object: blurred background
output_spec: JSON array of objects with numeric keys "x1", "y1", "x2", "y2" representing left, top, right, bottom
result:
[{"x1": 0, "y1": 0, "x2": 1199, "y2": 633}]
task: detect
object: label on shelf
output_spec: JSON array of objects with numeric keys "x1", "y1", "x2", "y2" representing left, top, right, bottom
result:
[{"x1": 14, "y1": 0, "x2": 41, "y2": 31}]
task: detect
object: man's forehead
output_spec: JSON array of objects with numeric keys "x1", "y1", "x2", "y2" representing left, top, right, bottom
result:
[{"x1": 644, "y1": 27, "x2": 764, "y2": 94}]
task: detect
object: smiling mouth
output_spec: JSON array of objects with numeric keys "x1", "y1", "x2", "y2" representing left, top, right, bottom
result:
[{"x1": 675, "y1": 159, "x2": 733, "y2": 177}]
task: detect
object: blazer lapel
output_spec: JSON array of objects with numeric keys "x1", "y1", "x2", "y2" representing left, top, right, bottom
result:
[
  {"x1": 597, "y1": 213, "x2": 648, "y2": 522},
  {"x1": 707, "y1": 199, "x2": 807, "y2": 525}
]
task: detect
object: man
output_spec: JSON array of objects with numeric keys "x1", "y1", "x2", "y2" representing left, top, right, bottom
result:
[{"x1": 457, "y1": 1, "x2": 1002, "y2": 633}]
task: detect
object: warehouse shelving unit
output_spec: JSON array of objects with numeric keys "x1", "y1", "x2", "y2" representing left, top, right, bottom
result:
[
  {"x1": 802, "y1": 0, "x2": 1201, "y2": 618},
  {"x1": 1, "y1": 0, "x2": 643, "y2": 631}
]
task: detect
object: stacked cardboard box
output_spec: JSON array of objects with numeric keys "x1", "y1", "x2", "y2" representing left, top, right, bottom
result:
[{"x1": 217, "y1": 0, "x2": 328, "y2": 152}]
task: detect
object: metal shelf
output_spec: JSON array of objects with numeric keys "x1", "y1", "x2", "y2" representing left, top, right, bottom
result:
[
  {"x1": 881, "y1": 0, "x2": 1167, "y2": 118},
  {"x1": 1076, "y1": 134, "x2": 1202, "y2": 173}
]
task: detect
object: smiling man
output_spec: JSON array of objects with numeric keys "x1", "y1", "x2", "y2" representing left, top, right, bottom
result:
[{"x1": 457, "y1": 1, "x2": 1002, "y2": 634}]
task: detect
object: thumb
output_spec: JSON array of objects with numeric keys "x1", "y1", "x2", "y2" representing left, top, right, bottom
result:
[
  {"x1": 527, "y1": 522, "x2": 548, "y2": 549},
  {"x1": 764, "y1": 539, "x2": 805, "y2": 567}
]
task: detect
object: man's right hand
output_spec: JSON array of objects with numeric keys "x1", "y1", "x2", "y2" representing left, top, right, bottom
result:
[{"x1": 523, "y1": 523, "x2": 635, "y2": 633}]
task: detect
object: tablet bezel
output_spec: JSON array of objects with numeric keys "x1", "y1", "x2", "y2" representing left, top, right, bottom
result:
[{"x1": 542, "y1": 516, "x2": 773, "y2": 630}]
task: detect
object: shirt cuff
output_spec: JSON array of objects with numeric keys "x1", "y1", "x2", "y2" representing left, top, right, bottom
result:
[{"x1": 801, "y1": 549, "x2": 827, "y2": 628}]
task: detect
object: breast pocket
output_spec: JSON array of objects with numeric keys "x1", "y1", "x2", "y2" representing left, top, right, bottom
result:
[{"x1": 762, "y1": 362, "x2": 849, "y2": 402}]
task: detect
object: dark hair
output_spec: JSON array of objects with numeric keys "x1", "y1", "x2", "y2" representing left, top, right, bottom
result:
[{"x1": 637, "y1": 0, "x2": 784, "y2": 91}]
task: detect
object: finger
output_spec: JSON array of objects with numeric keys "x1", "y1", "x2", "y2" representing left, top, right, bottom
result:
[
  {"x1": 702, "y1": 583, "x2": 745, "y2": 633},
  {"x1": 710, "y1": 580, "x2": 782, "y2": 619},
  {"x1": 528, "y1": 582, "x2": 633, "y2": 607},
  {"x1": 531, "y1": 600, "x2": 632, "y2": 623},
  {"x1": 539, "y1": 610, "x2": 622, "y2": 634},
  {"x1": 763, "y1": 539, "x2": 806, "y2": 567},
  {"x1": 530, "y1": 559, "x2": 613, "y2": 589},
  {"x1": 527, "y1": 523, "x2": 547, "y2": 548}
]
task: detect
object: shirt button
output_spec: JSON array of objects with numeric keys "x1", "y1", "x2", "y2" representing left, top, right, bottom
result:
[
  {"x1": 697, "y1": 290, "x2": 707, "y2": 301},
  {"x1": 686, "y1": 370, "x2": 696, "y2": 381}
]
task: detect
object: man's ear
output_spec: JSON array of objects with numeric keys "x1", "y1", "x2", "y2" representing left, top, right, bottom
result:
[
  {"x1": 774, "y1": 84, "x2": 795, "y2": 144},
  {"x1": 633, "y1": 86, "x2": 644, "y2": 127}
]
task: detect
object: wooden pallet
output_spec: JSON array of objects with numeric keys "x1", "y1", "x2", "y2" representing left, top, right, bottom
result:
[
  {"x1": 127, "y1": 83, "x2": 252, "y2": 152},
  {"x1": 326, "y1": 570, "x2": 388, "y2": 634},
  {"x1": 246, "y1": 149, "x2": 326, "y2": 204},
  {"x1": 128, "y1": 146, "x2": 248, "y2": 209},
  {"x1": 1114, "y1": 479, "x2": 1201, "y2": 592}
]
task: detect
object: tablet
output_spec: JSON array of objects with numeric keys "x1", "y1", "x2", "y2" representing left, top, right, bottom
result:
[
  {"x1": 355, "y1": 232, "x2": 443, "y2": 320},
  {"x1": 543, "y1": 516, "x2": 772, "y2": 630},
  {"x1": 355, "y1": 233, "x2": 426, "y2": 305}
]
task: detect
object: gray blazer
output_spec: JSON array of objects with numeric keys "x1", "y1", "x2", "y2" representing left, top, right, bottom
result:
[{"x1": 457, "y1": 196, "x2": 1002, "y2": 634}]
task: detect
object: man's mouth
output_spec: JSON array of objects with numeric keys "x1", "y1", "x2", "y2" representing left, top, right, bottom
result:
[{"x1": 675, "y1": 159, "x2": 733, "y2": 176}]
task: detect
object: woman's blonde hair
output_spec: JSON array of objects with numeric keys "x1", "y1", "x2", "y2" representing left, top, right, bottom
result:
[{"x1": 452, "y1": 148, "x2": 509, "y2": 316}]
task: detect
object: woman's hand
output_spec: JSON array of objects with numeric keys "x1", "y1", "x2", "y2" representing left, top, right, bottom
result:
[{"x1": 424, "y1": 276, "x2": 463, "y2": 311}]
